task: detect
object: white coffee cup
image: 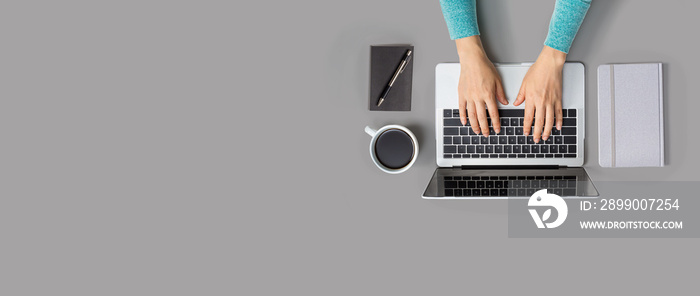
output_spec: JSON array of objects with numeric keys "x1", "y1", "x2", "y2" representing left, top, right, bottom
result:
[{"x1": 364, "y1": 125, "x2": 419, "y2": 174}]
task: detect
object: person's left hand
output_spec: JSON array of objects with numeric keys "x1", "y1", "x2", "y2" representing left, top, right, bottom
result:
[{"x1": 513, "y1": 46, "x2": 567, "y2": 143}]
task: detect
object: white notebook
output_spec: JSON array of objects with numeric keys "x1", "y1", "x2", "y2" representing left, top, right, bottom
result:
[{"x1": 598, "y1": 63, "x2": 664, "y2": 167}]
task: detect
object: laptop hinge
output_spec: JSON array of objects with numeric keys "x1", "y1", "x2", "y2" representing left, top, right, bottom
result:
[{"x1": 457, "y1": 165, "x2": 560, "y2": 170}]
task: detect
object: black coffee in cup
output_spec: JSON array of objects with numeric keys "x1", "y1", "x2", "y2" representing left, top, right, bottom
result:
[{"x1": 374, "y1": 129, "x2": 415, "y2": 169}]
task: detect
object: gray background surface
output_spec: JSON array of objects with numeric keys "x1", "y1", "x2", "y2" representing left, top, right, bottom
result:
[{"x1": 1, "y1": 0, "x2": 698, "y2": 295}]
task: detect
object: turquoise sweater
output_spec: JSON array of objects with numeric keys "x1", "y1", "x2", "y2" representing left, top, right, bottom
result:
[{"x1": 439, "y1": 0, "x2": 591, "y2": 53}]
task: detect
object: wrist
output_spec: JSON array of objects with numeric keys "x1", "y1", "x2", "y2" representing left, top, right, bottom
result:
[
  {"x1": 456, "y1": 35, "x2": 487, "y2": 62},
  {"x1": 538, "y1": 46, "x2": 567, "y2": 67},
  {"x1": 537, "y1": 45, "x2": 566, "y2": 67}
]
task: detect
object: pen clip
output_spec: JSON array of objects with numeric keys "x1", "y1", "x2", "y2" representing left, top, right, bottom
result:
[{"x1": 399, "y1": 50, "x2": 412, "y2": 73}]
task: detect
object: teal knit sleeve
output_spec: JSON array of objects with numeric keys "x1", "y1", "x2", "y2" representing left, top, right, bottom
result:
[
  {"x1": 544, "y1": 0, "x2": 592, "y2": 53},
  {"x1": 439, "y1": 0, "x2": 479, "y2": 40}
]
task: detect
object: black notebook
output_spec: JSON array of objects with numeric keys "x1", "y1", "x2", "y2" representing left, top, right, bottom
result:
[{"x1": 369, "y1": 45, "x2": 413, "y2": 111}]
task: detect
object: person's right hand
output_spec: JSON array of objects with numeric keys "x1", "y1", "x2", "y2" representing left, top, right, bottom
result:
[{"x1": 456, "y1": 36, "x2": 508, "y2": 136}]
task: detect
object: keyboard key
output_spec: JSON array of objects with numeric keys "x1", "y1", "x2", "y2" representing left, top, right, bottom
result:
[
  {"x1": 522, "y1": 145, "x2": 530, "y2": 153},
  {"x1": 526, "y1": 154, "x2": 534, "y2": 158},
  {"x1": 510, "y1": 119, "x2": 519, "y2": 127},
  {"x1": 513, "y1": 145, "x2": 521, "y2": 153},
  {"x1": 508, "y1": 136, "x2": 516, "y2": 144},
  {"x1": 568, "y1": 109, "x2": 577, "y2": 117},
  {"x1": 555, "y1": 154, "x2": 563, "y2": 158},
  {"x1": 458, "y1": 145, "x2": 466, "y2": 154},
  {"x1": 452, "y1": 109, "x2": 460, "y2": 117},
  {"x1": 565, "y1": 154, "x2": 576, "y2": 158},
  {"x1": 467, "y1": 145, "x2": 475, "y2": 153},
  {"x1": 560, "y1": 145, "x2": 567, "y2": 153},
  {"x1": 460, "y1": 127, "x2": 470, "y2": 135},
  {"x1": 568, "y1": 145, "x2": 576, "y2": 153},
  {"x1": 453, "y1": 189, "x2": 462, "y2": 196},
  {"x1": 536, "y1": 154, "x2": 544, "y2": 158},
  {"x1": 563, "y1": 118, "x2": 576, "y2": 126},
  {"x1": 453, "y1": 137, "x2": 461, "y2": 144},
  {"x1": 550, "y1": 145, "x2": 559, "y2": 153},
  {"x1": 444, "y1": 127, "x2": 459, "y2": 135},
  {"x1": 562, "y1": 127, "x2": 576, "y2": 135},
  {"x1": 486, "y1": 145, "x2": 494, "y2": 153},
  {"x1": 501, "y1": 118, "x2": 510, "y2": 126},
  {"x1": 471, "y1": 137, "x2": 479, "y2": 144},
  {"x1": 444, "y1": 154, "x2": 452, "y2": 158},
  {"x1": 458, "y1": 181, "x2": 467, "y2": 188},
  {"x1": 444, "y1": 118, "x2": 462, "y2": 126},
  {"x1": 490, "y1": 137, "x2": 498, "y2": 144},
  {"x1": 552, "y1": 128, "x2": 561, "y2": 136},
  {"x1": 527, "y1": 136, "x2": 535, "y2": 145},
  {"x1": 504, "y1": 145, "x2": 513, "y2": 153},
  {"x1": 445, "y1": 181, "x2": 458, "y2": 188},
  {"x1": 501, "y1": 109, "x2": 525, "y2": 117},
  {"x1": 508, "y1": 154, "x2": 516, "y2": 158},
  {"x1": 545, "y1": 154, "x2": 553, "y2": 158},
  {"x1": 499, "y1": 137, "x2": 507, "y2": 144},
  {"x1": 545, "y1": 137, "x2": 553, "y2": 144},
  {"x1": 554, "y1": 136, "x2": 562, "y2": 144},
  {"x1": 463, "y1": 189, "x2": 472, "y2": 197},
  {"x1": 444, "y1": 137, "x2": 452, "y2": 144},
  {"x1": 462, "y1": 154, "x2": 470, "y2": 158},
  {"x1": 480, "y1": 137, "x2": 488, "y2": 144},
  {"x1": 531, "y1": 145, "x2": 540, "y2": 153},
  {"x1": 517, "y1": 136, "x2": 526, "y2": 144},
  {"x1": 495, "y1": 145, "x2": 503, "y2": 153},
  {"x1": 445, "y1": 145, "x2": 457, "y2": 153},
  {"x1": 444, "y1": 109, "x2": 452, "y2": 118},
  {"x1": 462, "y1": 136, "x2": 469, "y2": 144},
  {"x1": 476, "y1": 145, "x2": 485, "y2": 153},
  {"x1": 541, "y1": 145, "x2": 549, "y2": 153},
  {"x1": 564, "y1": 136, "x2": 576, "y2": 144},
  {"x1": 490, "y1": 154, "x2": 498, "y2": 158},
  {"x1": 515, "y1": 127, "x2": 523, "y2": 135},
  {"x1": 561, "y1": 109, "x2": 568, "y2": 117}
]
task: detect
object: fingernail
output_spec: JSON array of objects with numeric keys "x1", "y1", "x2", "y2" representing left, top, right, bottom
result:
[{"x1": 461, "y1": 119, "x2": 466, "y2": 125}]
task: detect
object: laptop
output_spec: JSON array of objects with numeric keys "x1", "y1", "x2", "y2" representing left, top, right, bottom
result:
[{"x1": 422, "y1": 62, "x2": 598, "y2": 199}]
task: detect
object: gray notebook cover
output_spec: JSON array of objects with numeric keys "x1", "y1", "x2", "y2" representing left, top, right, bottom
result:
[{"x1": 598, "y1": 63, "x2": 664, "y2": 167}]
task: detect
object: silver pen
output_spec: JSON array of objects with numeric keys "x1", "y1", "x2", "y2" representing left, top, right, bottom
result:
[{"x1": 377, "y1": 49, "x2": 412, "y2": 107}]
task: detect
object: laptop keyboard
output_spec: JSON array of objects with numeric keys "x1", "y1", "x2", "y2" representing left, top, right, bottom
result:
[
  {"x1": 443, "y1": 109, "x2": 578, "y2": 159},
  {"x1": 443, "y1": 175, "x2": 578, "y2": 197}
]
